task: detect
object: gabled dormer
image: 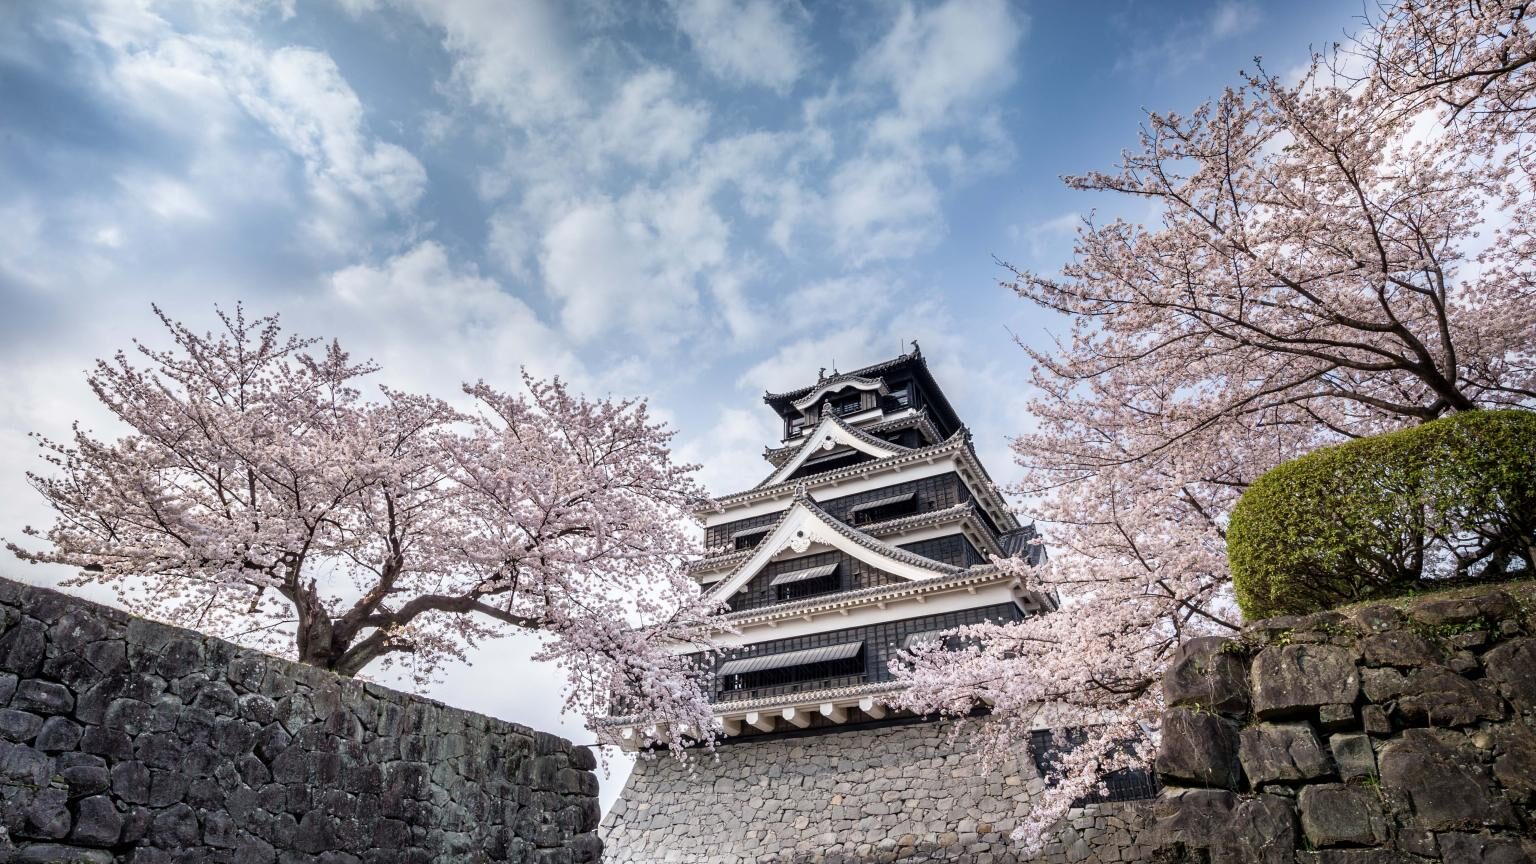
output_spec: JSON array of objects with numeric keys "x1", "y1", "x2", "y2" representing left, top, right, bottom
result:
[
  {"x1": 705, "y1": 489, "x2": 965, "y2": 612},
  {"x1": 757, "y1": 409, "x2": 913, "y2": 488}
]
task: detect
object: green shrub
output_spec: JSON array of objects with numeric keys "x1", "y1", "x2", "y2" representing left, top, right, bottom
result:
[{"x1": 1229, "y1": 409, "x2": 1536, "y2": 620}]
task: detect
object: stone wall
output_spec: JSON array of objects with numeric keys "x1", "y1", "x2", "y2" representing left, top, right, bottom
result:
[
  {"x1": 1148, "y1": 584, "x2": 1536, "y2": 862},
  {"x1": 0, "y1": 576, "x2": 602, "y2": 863},
  {"x1": 601, "y1": 718, "x2": 1154, "y2": 864}
]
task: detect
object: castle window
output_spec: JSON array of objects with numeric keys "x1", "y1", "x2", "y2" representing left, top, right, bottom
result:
[
  {"x1": 827, "y1": 393, "x2": 863, "y2": 416},
  {"x1": 1029, "y1": 729, "x2": 1159, "y2": 804},
  {"x1": 716, "y1": 641, "x2": 865, "y2": 697},
  {"x1": 847, "y1": 491, "x2": 918, "y2": 524},
  {"x1": 901, "y1": 629, "x2": 949, "y2": 650},
  {"x1": 769, "y1": 562, "x2": 839, "y2": 601},
  {"x1": 732, "y1": 525, "x2": 770, "y2": 550},
  {"x1": 890, "y1": 385, "x2": 911, "y2": 408}
]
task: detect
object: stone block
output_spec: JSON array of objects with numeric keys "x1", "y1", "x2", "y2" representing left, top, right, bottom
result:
[
  {"x1": 0, "y1": 740, "x2": 53, "y2": 786},
  {"x1": 0, "y1": 709, "x2": 44, "y2": 742},
  {"x1": 1353, "y1": 605, "x2": 1405, "y2": 632},
  {"x1": 1378, "y1": 729, "x2": 1516, "y2": 831},
  {"x1": 1492, "y1": 724, "x2": 1536, "y2": 801},
  {"x1": 1361, "y1": 705, "x2": 1392, "y2": 736},
  {"x1": 33, "y1": 716, "x2": 82, "y2": 752},
  {"x1": 1298, "y1": 784, "x2": 1388, "y2": 848},
  {"x1": 11, "y1": 679, "x2": 74, "y2": 715},
  {"x1": 1482, "y1": 638, "x2": 1536, "y2": 711},
  {"x1": 1214, "y1": 794, "x2": 1295, "y2": 864},
  {"x1": 1395, "y1": 666, "x2": 1505, "y2": 727},
  {"x1": 1317, "y1": 704, "x2": 1355, "y2": 732},
  {"x1": 71, "y1": 794, "x2": 124, "y2": 846},
  {"x1": 13, "y1": 846, "x2": 114, "y2": 864},
  {"x1": 1155, "y1": 708, "x2": 1242, "y2": 789},
  {"x1": 25, "y1": 786, "x2": 72, "y2": 839},
  {"x1": 1329, "y1": 734, "x2": 1376, "y2": 782},
  {"x1": 1437, "y1": 832, "x2": 1532, "y2": 863},
  {"x1": 1238, "y1": 723, "x2": 1331, "y2": 785},
  {"x1": 1163, "y1": 636, "x2": 1251, "y2": 717},
  {"x1": 1359, "y1": 630, "x2": 1444, "y2": 668},
  {"x1": 1250, "y1": 645, "x2": 1359, "y2": 719}
]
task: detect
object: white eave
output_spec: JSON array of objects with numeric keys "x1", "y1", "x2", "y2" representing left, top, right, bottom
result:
[
  {"x1": 703, "y1": 491, "x2": 965, "y2": 606},
  {"x1": 719, "y1": 564, "x2": 1025, "y2": 629},
  {"x1": 764, "y1": 409, "x2": 941, "y2": 466},
  {"x1": 685, "y1": 502, "x2": 1001, "y2": 581},
  {"x1": 702, "y1": 431, "x2": 1021, "y2": 534},
  {"x1": 756, "y1": 412, "x2": 911, "y2": 488},
  {"x1": 789, "y1": 375, "x2": 888, "y2": 416}
]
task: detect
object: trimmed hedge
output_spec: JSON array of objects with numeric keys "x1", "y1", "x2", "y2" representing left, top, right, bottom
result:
[{"x1": 1229, "y1": 409, "x2": 1536, "y2": 620}]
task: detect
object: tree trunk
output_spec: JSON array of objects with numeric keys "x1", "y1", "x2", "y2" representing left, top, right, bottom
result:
[{"x1": 294, "y1": 579, "x2": 346, "y2": 671}]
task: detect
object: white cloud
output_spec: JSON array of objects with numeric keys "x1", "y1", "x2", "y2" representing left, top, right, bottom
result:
[
  {"x1": 1116, "y1": 1, "x2": 1262, "y2": 77},
  {"x1": 241, "y1": 47, "x2": 427, "y2": 226},
  {"x1": 536, "y1": 165, "x2": 752, "y2": 346},
  {"x1": 540, "y1": 197, "x2": 706, "y2": 344},
  {"x1": 675, "y1": 407, "x2": 782, "y2": 497},
  {"x1": 779, "y1": 274, "x2": 894, "y2": 333},
  {"x1": 322, "y1": 241, "x2": 587, "y2": 393},
  {"x1": 593, "y1": 69, "x2": 710, "y2": 169},
  {"x1": 828, "y1": 156, "x2": 942, "y2": 263},
  {"x1": 792, "y1": 0, "x2": 1025, "y2": 265},
  {"x1": 673, "y1": 0, "x2": 810, "y2": 93},
  {"x1": 74, "y1": 4, "x2": 425, "y2": 256},
  {"x1": 705, "y1": 267, "x2": 764, "y2": 345},
  {"x1": 1007, "y1": 211, "x2": 1081, "y2": 260},
  {"x1": 1209, "y1": 1, "x2": 1259, "y2": 40},
  {"x1": 405, "y1": 0, "x2": 583, "y2": 128},
  {"x1": 861, "y1": 0, "x2": 1025, "y2": 145}
]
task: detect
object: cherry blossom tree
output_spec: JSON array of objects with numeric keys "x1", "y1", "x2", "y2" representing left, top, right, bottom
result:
[
  {"x1": 894, "y1": 8, "x2": 1536, "y2": 851},
  {"x1": 8, "y1": 305, "x2": 722, "y2": 745},
  {"x1": 1363, "y1": 0, "x2": 1536, "y2": 145}
]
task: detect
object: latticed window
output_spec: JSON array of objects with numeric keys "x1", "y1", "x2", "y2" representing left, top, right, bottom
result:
[
  {"x1": 701, "y1": 604, "x2": 1024, "y2": 701},
  {"x1": 771, "y1": 562, "x2": 840, "y2": 601},
  {"x1": 733, "y1": 525, "x2": 770, "y2": 550},
  {"x1": 827, "y1": 393, "x2": 863, "y2": 415},
  {"x1": 717, "y1": 642, "x2": 865, "y2": 696},
  {"x1": 848, "y1": 491, "x2": 918, "y2": 525},
  {"x1": 1028, "y1": 729, "x2": 1160, "y2": 804}
]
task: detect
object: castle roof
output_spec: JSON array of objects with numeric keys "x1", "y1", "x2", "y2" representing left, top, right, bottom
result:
[
  {"x1": 704, "y1": 429, "x2": 1021, "y2": 534},
  {"x1": 762, "y1": 347, "x2": 963, "y2": 434}
]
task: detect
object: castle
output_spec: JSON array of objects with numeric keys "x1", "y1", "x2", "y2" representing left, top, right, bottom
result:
[{"x1": 599, "y1": 348, "x2": 1149, "y2": 863}]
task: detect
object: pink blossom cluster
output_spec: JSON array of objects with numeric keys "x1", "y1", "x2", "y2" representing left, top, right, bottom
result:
[
  {"x1": 9, "y1": 305, "x2": 722, "y2": 750},
  {"x1": 895, "y1": 1, "x2": 1536, "y2": 851}
]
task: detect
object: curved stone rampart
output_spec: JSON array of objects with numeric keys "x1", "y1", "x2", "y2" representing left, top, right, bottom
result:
[
  {"x1": 1146, "y1": 584, "x2": 1536, "y2": 862},
  {"x1": 0, "y1": 575, "x2": 602, "y2": 862}
]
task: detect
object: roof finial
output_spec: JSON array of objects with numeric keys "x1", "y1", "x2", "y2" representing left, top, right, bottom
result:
[
  {"x1": 910, "y1": 339, "x2": 921, "y2": 356},
  {"x1": 818, "y1": 366, "x2": 826, "y2": 380}
]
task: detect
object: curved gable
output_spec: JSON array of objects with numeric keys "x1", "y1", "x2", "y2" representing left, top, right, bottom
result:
[
  {"x1": 789, "y1": 375, "x2": 888, "y2": 415},
  {"x1": 758, "y1": 413, "x2": 910, "y2": 488},
  {"x1": 705, "y1": 491, "x2": 961, "y2": 607}
]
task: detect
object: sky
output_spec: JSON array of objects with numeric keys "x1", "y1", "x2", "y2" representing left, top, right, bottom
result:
[{"x1": 1, "y1": 0, "x2": 1358, "y2": 808}]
